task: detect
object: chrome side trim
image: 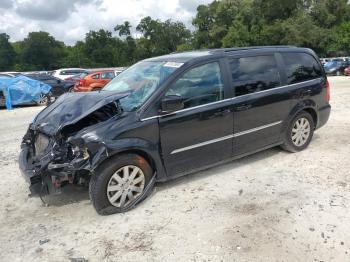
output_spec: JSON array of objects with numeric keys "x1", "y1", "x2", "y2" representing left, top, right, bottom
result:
[
  {"x1": 233, "y1": 121, "x2": 282, "y2": 137},
  {"x1": 170, "y1": 120, "x2": 283, "y2": 154},
  {"x1": 140, "y1": 78, "x2": 321, "y2": 122},
  {"x1": 170, "y1": 134, "x2": 234, "y2": 154}
]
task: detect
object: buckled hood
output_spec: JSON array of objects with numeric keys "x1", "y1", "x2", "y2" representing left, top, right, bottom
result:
[{"x1": 31, "y1": 91, "x2": 127, "y2": 135}]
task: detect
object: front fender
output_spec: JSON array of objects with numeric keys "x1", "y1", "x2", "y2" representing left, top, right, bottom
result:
[{"x1": 88, "y1": 137, "x2": 167, "y2": 181}]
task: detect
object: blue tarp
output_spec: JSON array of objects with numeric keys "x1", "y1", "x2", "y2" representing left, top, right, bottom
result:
[{"x1": 0, "y1": 76, "x2": 52, "y2": 110}]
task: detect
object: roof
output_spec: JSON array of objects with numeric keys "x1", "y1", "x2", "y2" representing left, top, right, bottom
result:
[{"x1": 145, "y1": 46, "x2": 300, "y2": 63}]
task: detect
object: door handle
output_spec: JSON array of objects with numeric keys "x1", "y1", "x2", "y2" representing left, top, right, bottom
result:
[
  {"x1": 213, "y1": 109, "x2": 231, "y2": 117},
  {"x1": 301, "y1": 89, "x2": 312, "y2": 97},
  {"x1": 235, "y1": 104, "x2": 252, "y2": 111}
]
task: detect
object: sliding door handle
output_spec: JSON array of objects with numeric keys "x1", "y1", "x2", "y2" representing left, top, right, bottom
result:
[{"x1": 235, "y1": 104, "x2": 252, "y2": 111}]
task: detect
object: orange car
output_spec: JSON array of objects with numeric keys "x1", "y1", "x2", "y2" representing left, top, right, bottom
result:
[{"x1": 73, "y1": 70, "x2": 115, "y2": 92}]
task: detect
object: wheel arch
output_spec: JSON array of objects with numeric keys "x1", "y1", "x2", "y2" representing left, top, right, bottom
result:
[
  {"x1": 282, "y1": 100, "x2": 318, "y2": 133},
  {"x1": 89, "y1": 138, "x2": 167, "y2": 181}
]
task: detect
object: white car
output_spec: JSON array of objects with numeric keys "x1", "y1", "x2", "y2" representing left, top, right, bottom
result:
[{"x1": 52, "y1": 68, "x2": 87, "y2": 80}]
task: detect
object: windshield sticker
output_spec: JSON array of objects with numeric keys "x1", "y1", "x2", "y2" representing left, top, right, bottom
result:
[{"x1": 164, "y1": 62, "x2": 184, "y2": 68}]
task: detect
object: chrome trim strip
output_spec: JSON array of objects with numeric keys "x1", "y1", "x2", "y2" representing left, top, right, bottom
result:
[
  {"x1": 140, "y1": 78, "x2": 321, "y2": 122},
  {"x1": 233, "y1": 121, "x2": 282, "y2": 137},
  {"x1": 170, "y1": 120, "x2": 283, "y2": 154},
  {"x1": 171, "y1": 134, "x2": 234, "y2": 154}
]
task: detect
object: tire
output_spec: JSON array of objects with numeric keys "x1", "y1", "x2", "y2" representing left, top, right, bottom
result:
[
  {"x1": 0, "y1": 93, "x2": 5, "y2": 108},
  {"x1": 89, "y1": 154, "x2": 154, "y2": 215},
  {"x1": 281, "y1": 111, "x2": 315, "y2": 153},
  {"x1": 37, "y1": 93, "x2": 49, "y2": 106}
]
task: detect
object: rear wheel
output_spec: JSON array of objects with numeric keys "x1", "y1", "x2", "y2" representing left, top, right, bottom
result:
[
  {"x1": 281, "y1": 111, "x2": 314, "y2": 153},
  {"x1": 89, "y1": 154, "x2": 155, "y2": 215}
]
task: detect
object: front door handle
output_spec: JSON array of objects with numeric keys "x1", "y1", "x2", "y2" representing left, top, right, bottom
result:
[{"x1": 235, "y1": 104, "x2": 252, "y2": 111}]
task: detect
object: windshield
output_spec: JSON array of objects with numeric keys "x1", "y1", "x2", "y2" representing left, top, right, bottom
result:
[{"x1": 103, "y1": 61, "x2": 182, "y2": 111}]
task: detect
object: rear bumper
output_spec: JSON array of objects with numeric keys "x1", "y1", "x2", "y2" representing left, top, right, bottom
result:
[{"x1": 317, "y1": 104, "x2": 331, "y2": 129}]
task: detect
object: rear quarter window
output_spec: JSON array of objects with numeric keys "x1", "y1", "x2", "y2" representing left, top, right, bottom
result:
[{"x1": 281, "y1": 52, "x2": 323, "y2": 85}]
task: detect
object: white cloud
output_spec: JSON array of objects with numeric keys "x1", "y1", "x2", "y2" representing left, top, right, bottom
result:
[{"x1": 0, "y1": 0, "x2": 212, "y2": 45}]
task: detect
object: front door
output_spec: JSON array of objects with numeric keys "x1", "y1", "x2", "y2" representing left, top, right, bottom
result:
[{"x1": 159, "y1": 61, "x2": 233, "y2": 177}]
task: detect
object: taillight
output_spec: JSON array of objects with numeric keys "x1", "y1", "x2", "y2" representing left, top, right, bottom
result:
[
  {"x1": 79, "y1": 79, "x2": 86, "y2": 86},
  {"x1": 326, "y1": 80, "x2": 330, "y2": 101}
]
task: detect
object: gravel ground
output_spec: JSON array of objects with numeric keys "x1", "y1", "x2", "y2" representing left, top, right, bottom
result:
[{"x1": 0, "y1": 77, "x2": 349, "y2": 262}]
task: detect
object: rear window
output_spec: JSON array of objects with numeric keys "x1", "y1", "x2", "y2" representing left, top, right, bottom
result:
[
  {"x1": 281, "y1": 53, "x2": 322, "y2": 85},
  {"x1": 229, "y1": 55, "x2": 281, "y2": 97}
]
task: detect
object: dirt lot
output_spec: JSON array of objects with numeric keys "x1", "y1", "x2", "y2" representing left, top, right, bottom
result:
[{"x1": 0, "y1": 77, "x2": 349, "y2": 262}]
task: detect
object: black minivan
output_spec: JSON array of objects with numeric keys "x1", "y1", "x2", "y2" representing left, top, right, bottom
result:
[{"x1": 19, "y1": 46, "x2": 331, "y2": 215}]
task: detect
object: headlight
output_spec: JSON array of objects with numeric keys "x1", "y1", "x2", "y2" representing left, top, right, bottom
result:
[{"x1": 34, "y1": 133, "x2": 50, "y2": 156}]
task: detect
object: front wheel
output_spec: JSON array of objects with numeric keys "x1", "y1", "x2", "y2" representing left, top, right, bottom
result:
[
  {"x1": 281, "y1": 111, "x2": 314, "y2": 153},
  {"x1": 37, "y1": 93, "x2": 49, "y2": 106},
  {"x1": 89, "y1": 154, "x2": 155, "y2": 215}
]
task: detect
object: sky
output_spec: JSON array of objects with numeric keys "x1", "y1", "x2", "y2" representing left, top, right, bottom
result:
[{"x1": 0, "y1": 0, "x2": 212, "y2": 45}]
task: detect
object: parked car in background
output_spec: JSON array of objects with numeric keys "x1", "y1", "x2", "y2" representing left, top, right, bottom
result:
[
  {"x1": 73, "y1": 70, "x2": 115, "y2": 92},
  {"x1": 0, "y1": 73, "x2": 14, "y2": 79},
  {"x1": 52, "y1": 68, "x2": 87, "y2": 80},
  {"x1": 19, "y1": 46, "x2": 331, "y2": 215},
  {"x1": 25, "y1": 73, "x2": 75, "y2": 98},
  {"x1": 0, "y1": 72, "x2": 21, "y2": 78},
  {"x1": 324, "y1": 61, "x2": 349, "y2": 75},
  {"x1": 64, "y1": 72, "x2": 89, "y2": 83},
  {"x1": 344, "y1": 66, "x2": 350, "y2": 76},
  {"x1": 0, "y1": 75, "x2": 51, "y2": 108}
]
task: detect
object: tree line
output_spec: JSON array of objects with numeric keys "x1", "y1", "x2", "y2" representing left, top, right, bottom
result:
[{"x1": 1, "y1": 0, "x2": 350, "y2": 71}]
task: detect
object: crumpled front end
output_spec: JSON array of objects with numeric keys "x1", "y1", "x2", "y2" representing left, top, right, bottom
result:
[
  {"x1": 18, "y1": 92, "x2": 124, "y2": 196},
  {"x1": 19, "y1": 126, "x2": 108, "y2": 196}
]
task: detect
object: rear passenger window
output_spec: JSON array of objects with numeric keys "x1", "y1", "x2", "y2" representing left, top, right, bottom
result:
[
  {"x1": 229, "y1": 55, "x2": 281, "y2": 97},
  {"x1": 281, "y1": 53, "x2": 322, "y2": 85}
]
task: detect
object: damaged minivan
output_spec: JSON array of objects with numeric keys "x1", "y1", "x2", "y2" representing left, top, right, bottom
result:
[{"x1": 19, "y1": 46, "x2": 331, "y2": 215}]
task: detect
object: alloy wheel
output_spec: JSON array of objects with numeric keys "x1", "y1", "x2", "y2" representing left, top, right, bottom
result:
[
  {"x1": 291, "y1": 117, "x2": 311, "y2": 147},
  {"x1": 107, "y1": 165, "x2": 145, "y2": 208}
]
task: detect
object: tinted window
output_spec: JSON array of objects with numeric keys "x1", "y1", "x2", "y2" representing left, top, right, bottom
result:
[
  {"x1": 229, "y1": 55, "x2": 281, "y2": 96},
  {"x1": 281, "y1": 53, "x2": 322, "y2": 84},
  {"x1": 101, "y1": 72, "x2": 115, "y2": 79},
  {"x1": 165, "y1": 62, "x2": 224, "y2": 109},
  {"x1": 92, "y1": 74, "x2": 100, "y2": 79}
]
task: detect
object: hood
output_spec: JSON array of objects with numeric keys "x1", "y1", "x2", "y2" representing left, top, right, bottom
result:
[{"x1": 32, "y1": 91, "x2": 127, "y2": 135}]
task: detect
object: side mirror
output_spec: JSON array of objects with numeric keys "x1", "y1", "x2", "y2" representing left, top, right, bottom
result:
[{"x1": 160, "y1": 95, "x2": 184, "y2": 114}]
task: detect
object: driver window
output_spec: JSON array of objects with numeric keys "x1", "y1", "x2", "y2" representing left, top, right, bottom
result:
[{"x1": 165, "y1": 62, "x2": 224, "y2": 109}]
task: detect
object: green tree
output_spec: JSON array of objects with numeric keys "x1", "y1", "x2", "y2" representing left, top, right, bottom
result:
[
  {"x1": 21, "y1": 31, "x2": 66, "y2": 70},
  {"x1": 0, "y1": 33, "x2": 16, "y2": 71},
  {"x1": 136, "y1": 16, "x2": 191, "y2": 56},
  {"x1": 114, "y1": 21, "x2": 132, "y2": 37},
  {"x1": 83, "y1": 29, "x2": 117, "y2": 67}
]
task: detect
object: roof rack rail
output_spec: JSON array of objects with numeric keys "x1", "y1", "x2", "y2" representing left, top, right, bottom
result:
[{"x1": 210, "y1": 46, "x2": 296, "y2": 53}]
